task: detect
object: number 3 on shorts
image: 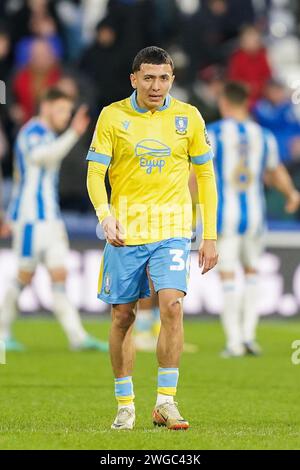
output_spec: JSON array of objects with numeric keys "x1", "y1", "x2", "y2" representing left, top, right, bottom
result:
[{"x1": 169, "y1": 249, "x2": 187, "y2": 271}]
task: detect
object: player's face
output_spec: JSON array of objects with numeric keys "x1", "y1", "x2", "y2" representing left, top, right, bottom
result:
[
  {"x1": 130, "y1": 63, "x2": 175, "y2": 111},
  {"x1": 218, "y1": 95, "x2": 230, "y2": 117},
  {"x1": 46, "y1": 99, "x2": 74, "y2": 132}
]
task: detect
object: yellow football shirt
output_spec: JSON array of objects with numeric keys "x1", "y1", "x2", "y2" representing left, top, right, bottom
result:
[{"x1": 87, "y1": 91, "x2": 216, "y2": 245}]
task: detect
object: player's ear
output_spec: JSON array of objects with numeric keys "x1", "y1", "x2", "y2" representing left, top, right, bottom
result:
[
  {"x1": 169, "y1": 74, "x2": 175, "y2": 89},
  {"x1": 130, "y1": 73, "x2": 137, "y2": 89}
]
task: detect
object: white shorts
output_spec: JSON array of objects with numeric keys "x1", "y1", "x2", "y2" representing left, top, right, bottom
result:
[
  {"x1": 217, "y1": 234, "x2": 264, "y2": 272},
  {"x1": 12, "y1": 220, "x2": 69, "y2": 272}
]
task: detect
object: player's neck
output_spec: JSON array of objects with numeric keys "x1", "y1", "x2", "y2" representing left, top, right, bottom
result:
[{"x1": 225, "y1": 110, "x2": 249, "y2": 123}]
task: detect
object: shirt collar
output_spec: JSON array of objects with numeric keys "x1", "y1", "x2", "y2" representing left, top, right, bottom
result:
[{"x1": 130, "y1": 91, "x2": 171, "y2": 113}]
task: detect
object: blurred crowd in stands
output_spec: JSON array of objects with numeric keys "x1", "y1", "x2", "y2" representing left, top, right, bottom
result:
[{"x1": 0, "y1": 0, "x2": 300, "y2": 221}]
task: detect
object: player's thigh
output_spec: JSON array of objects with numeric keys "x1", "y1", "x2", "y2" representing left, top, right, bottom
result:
[
  {"x1": 241, "y1": 235, "x2": 264, "y2": 271},
  {"x1": 217, "y1": 235, "x2": 241, "y2": 273},
  {"x1": 12, "y1": 222, "x2": 39, "y2": 274},
  {"x1": 98, "y1": 243, "x2": 151, "y2": 304},
  {"x1": 44, "y1": 221, "x2": 69, "y2": 273},
  {"x1": 148, "y1": 237, "x2": 191, "y2": 295}
]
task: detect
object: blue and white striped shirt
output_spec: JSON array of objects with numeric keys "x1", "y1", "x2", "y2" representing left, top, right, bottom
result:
[
  {"x1": 207, "y1": 118, "x2": 280, "y2": 236},
  {"x1": 9, "y1": 118, "x2": 60, "y2": 222}
]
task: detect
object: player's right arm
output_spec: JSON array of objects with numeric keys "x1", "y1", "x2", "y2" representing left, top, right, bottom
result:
[
  {"x1": 264, "y1": 131, "x2": 300, "y2": 213},
  {"x1": 86, "y1": 107, "x2": 125, "y2": 247},
  {"x1": 30, "y1": 105, "x2": 90, "y2": 167}
]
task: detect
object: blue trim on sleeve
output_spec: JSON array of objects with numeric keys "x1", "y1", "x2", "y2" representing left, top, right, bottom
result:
[
  {"x1": 190, "y1": 150, "x2": 214, "y2": 165},
  {"x1": 86, "y1": 151, "x2": 111, "y2": 166}
]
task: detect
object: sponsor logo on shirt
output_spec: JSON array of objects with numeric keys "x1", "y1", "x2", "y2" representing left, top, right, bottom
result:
[{"x1": 135, "y1": 139, "x2": 171, "y2": 174}]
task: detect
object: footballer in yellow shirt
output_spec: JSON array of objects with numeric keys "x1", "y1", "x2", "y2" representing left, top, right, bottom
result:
[{"x1": 86, "y1": 46, "x2": 218, "y2": 430}]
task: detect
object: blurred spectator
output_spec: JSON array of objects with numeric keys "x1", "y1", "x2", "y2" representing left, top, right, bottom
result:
[
  {"x1": 80, "y1": 17, "x2": 131, "y2": 110},
  {"x1": 153, "y1": 0, "x2": 181, "y2": 45},
  {"x1": 228, "y1": 25, "x2": 272, "y2": 105},
  {"x1": 181, "y1": 0, "x2": 237, "y2": 82},
  {"x1": 191, "y1": 66, "x2": 224, "y2": 122},
  {"x1": 9, "y1": 0, "x2": 65, "y2": 69},
  {"x1": 9, "y1": 0, "x2": 63, "y2": 46},
  {"x1": 106, "y1": 0, "x2": 159, "y2": 63},
  {"x1": 55, "y1": 0, "x2": 82, "y2": 60},
  {"x1": 253, "y1": 79, "x2": 300, "y2": 164},
  {"x1": 0, "y1": 26, "x2": 14, "y2": 176},
  {"x1": 81, "y1": 0, "x2": 109, "y2": 46},
  {"x1": 0, "y1": 26, "x2": 12, "y2": 83},
  {"x1": 12, "y1": 38, "x2": 61, "y2": 124}
]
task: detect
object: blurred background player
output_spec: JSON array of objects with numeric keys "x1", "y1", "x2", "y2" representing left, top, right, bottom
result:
[
  {"x1": 134, "y1": 290, "x2": 160, "y2": 352},
  {"x1": 207, "y1": 82, "x2": 300, "y2": 357},
  {"x1": 0, "y1": 88, "x2": 108, "y2": 352}
]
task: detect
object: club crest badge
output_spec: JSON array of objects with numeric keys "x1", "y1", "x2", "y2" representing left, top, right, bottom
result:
[
  {"x1": 175, "y1": 116, "x2": 188, "y2": 134},
  {"x1": 104, "y1": 274, "x2": 111, "y2": 295}
]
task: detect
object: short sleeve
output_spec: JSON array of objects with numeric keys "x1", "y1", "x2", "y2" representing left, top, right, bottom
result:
[
  {"x1": 189, "y1": 107, "x2": 214, "y2": 165},
  {"x1": 265, "y1": 130, "x2": 280, "y2": 170},
  {"x1": 86, "y1": 107, "x2": 113, "y2": 166}
]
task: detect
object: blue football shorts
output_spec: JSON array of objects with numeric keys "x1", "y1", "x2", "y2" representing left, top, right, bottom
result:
[{"x1": 98, "y1": 237, "x2": 191, "y2": 304}]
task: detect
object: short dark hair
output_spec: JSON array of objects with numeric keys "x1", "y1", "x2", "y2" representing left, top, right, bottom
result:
[
  {"x1": 222, "y1": 82, "x2": 249, "y2": 104},
  {"x1": 40, "y1": 87, "x2": 73, "y2": 104},
  {"x1": 132, "y1": 46, "x2": 174, "y2": 72}
]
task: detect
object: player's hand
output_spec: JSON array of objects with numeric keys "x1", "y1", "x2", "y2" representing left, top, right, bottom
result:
[
  {"x1": 71, "y1": 105, "x2": 90, "y2": 136},
  {"x1": 285, "y1": 190, "x2": 300, "y2": 213},
  {"x1": 199, "y1": 239, "x2": 218, "y2": 275},
  {"x1": 102, "y1": 215, "x2": 125, "y2": 247}
]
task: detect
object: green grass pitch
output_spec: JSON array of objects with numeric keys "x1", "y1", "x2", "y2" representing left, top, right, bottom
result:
[{"x1": 0, "y1": 317, "x2": 299, "y2": 450}]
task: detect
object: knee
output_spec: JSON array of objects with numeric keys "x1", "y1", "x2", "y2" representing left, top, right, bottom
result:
[
  {"x1": 112, "y1": 306, "x2": 136, "y2": 330},
  {"x1": 160, "y1": 297, "x2": 183, "y2": 325},
  {"x1": 18, "y1": 270, "x2": 34, "y2": 285},
  {"x1": 49, "y1": 268, "x2": 67, "y2": 283}
]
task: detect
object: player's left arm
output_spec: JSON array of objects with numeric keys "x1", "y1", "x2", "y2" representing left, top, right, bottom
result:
[
  {"x1": 189, "y1": 107, "x2": 218, "y2": 274},
  {"x1": 264, "y1": 131, "x2": 300, "y2": 213}
]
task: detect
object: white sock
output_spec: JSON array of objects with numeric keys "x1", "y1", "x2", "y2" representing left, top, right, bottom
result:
[
  {"x1": 0, "y1": 280, "x2": 24, "y2": 340},
  {"x1": 242, "y1": 274, "x2": 259, "y2": 343},
  {"x1": 220, "y1": 279, "x2": 242, "y2": 350},
  {"x1": 52, "y1": 283, "x2": 87, "y2": 347},
  {"x1": 118, "y1": 403, "x2": 135, "y2": 411},
  {"x1": 156, "y1": 393, "x2": 174, "y2": 406}
]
